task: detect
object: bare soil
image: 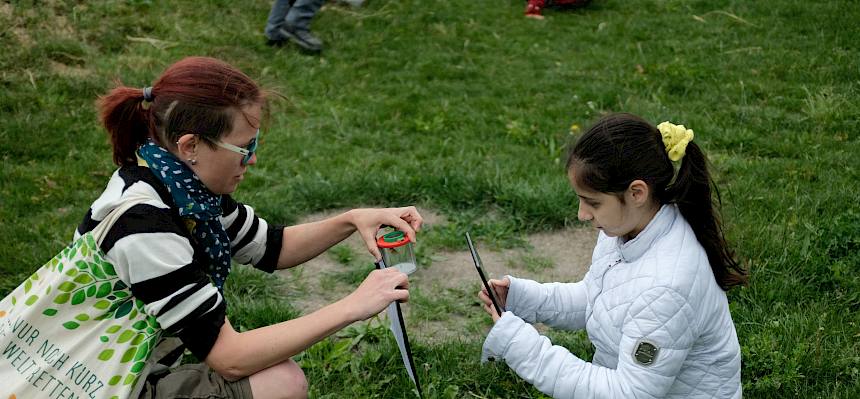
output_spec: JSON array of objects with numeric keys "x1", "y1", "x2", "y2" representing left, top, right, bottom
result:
[{"x1": 275, "y1": 207, "x2": 597, "y2": 342}]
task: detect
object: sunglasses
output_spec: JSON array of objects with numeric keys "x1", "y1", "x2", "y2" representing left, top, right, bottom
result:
[{"x1": 213, "y1": 129, "x2": 260, "y2": 165}]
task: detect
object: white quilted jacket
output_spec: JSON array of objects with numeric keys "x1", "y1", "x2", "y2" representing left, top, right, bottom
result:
[{"x1": 482, "y1": 204, "x2": 742, "y2": 398}]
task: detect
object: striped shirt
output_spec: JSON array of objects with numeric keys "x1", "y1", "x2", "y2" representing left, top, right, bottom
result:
[{"x1": 75, "y1": 165, "x2": 283, "y2": 359}]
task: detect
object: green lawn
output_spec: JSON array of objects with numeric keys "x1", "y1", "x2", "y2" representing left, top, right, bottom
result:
[{"x1": 1, "y1": 0, "x2": 858, "y2": 397}]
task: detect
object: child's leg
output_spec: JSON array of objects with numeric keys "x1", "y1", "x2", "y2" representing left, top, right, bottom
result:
[
  {"x1": 249, "y1": 359, "x2": 309, "y2": 399},
  {"x1": 264, "y1": 0, "x2": 293, "y2": 41}
]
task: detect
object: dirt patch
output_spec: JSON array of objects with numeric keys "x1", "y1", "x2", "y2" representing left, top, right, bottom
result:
[{"x1": 275, "y1": 207, "x2": 596, "y2": 342}]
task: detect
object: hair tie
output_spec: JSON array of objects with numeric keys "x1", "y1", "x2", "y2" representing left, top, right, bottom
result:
[
  {"x1": 141, "y1": 86, "x2": 154, "y2": 109},
  {"x1": 657, "y1": 121, "x2": 694, "y2": 162},
  {"x1": 142, "y1": 87, "x2": 154, "y2": 101}
]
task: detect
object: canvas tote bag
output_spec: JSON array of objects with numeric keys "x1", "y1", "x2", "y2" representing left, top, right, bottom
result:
[{"x1": 1, "y1": 195, "x2": 162, "y2": 399}]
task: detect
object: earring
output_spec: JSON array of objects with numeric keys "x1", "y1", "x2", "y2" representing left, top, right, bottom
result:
[{"x1": 188, "y1": 159, "x2": 197, "y2": 165}]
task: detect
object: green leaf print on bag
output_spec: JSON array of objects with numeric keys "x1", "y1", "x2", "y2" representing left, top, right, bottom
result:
[
  {"x1": 93, "y1": 299, "x2": 111, "y2": 310},
  {"x1": 74, "y1": 273, "x2": 94, "y2": 284},
  {"x1": 102, "y1": 261, "x2": 117, "y2": 276},
  {"x1": 131, "y1": 361, "x2": 146, "y2": 373},
  {"x1": 38, "y1": 232, "x2": 162, "y2": 392},
  {"x1": 96, "y1": 282, "x2": 113, "y2": 298},
  {"x1": 71, "y1": 290, "x2": 87, "y2": 305},
  {"x1": 46, "y1": 237, "x2": 138, "y2": 328},
  {"x1": 134, "y1": 341, "x2": 151, "y2": 361},
  {"x1": 99, "y1": 348, "x2": 115, "y2": 361},
  {"x1": 114, "y1": 301, "x2": 133, "y2": 319},
  {"x1": 53, "y1": 292, "x2": 70, "y2": 304},
  {"x1": 58, "y1": 281, "x2": 76, "y2": 292},
  {"x1": 117, "y1": 329, "x2": 136, "y2": 344},
  {"x1": 23, "y1": 271, "x2": 39, "y2": 295},
  {"x1": 121, "y1": 346, "x2": 137, "y2": 363},
  {"x1": 90, "y1": 263, "x2": 107, "y2": 279}
]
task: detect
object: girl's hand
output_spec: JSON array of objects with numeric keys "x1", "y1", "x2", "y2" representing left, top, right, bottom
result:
[
  {"x1": 344, "y1": 268, "x2": 409, "y2": 321},
  {"x1": 348, "y1": 206, "x2": 423, "y2": 260},
  {"x1": 478, "y1": 277, "x2": 510, "y2": 323}
]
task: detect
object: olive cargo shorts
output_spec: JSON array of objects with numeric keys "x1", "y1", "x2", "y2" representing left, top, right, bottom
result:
[
  {"x1": 138, "y1": 363, "x2": 253, "y2": 399},
  {"x1": 138, "y1": 338, "x2": 253, "y2": 399}
]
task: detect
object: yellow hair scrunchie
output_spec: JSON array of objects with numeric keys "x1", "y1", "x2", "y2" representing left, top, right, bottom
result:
[{"x1": 657, "y1": 121, "x2": 694, "y2": 162}]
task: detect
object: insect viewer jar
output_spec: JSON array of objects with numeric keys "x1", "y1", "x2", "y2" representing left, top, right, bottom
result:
[{"x1": 376, "y1": 230, "x2": 417, "y2": 275}]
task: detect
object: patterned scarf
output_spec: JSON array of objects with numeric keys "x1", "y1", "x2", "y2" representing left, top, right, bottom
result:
[{"x1": 137, "y1": 139, "x2": 232, "y2": 291}]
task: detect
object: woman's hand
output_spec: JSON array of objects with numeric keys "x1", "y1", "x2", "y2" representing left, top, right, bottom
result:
[
  {"x1": 478, "y1": 277, "x2": 510, "y2": 323},
  {"x1": 348, "y1": 206, "x2": 423, "y2": 260},
  {"x1": 343, "y1": 268, "x2": 410, "y2": 321},
  {"x1": 206, "y1": 268, "x2": 409, "y2": 379}
]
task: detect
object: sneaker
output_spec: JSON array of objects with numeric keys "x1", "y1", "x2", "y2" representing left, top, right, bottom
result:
[
  {"x1": 280, "y1": 27, "x2": 323, "y2": 53},
  {"x1": 266, "y1": 36, "x2": 288, "y2": 47}
]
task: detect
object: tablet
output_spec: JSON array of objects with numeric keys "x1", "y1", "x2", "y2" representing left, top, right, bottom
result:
[{"x1": 466, "y1": 232, "x2": 505, "y2": 315}]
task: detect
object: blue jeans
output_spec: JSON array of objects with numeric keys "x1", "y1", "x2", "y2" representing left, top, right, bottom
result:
[{"x1": 264, "y1": 0, "x2": 325, "y2": 40}]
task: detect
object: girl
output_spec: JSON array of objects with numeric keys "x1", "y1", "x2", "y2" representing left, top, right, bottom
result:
[
  {"x1": 478, "y1": 113, "x2": 747, "y2": 398},
  {"x1": 86, "y1": 57, "x2": 421, "y2": 398}
]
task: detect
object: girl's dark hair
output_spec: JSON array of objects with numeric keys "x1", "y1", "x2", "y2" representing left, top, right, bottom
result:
[
  {"x1": 566, "y1": 113, "x2": 747, "y2": 290},
  {"x1": 98, "y1": 56, "x2": 265, "y2": 166}
]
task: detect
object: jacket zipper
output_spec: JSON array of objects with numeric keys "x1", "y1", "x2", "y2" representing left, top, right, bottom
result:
[{"x1": 599, "y1": 258, "x2": 624, "y2": 293}]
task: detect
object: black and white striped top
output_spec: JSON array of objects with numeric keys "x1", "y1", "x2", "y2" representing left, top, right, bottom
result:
[{"x1": 75, "y1": 165, "x2": 283, "y2": 359}]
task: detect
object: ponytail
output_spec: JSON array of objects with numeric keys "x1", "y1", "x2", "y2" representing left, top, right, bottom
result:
[
  {"x1": 98, "y1": 86, "x2": 154, "y2": 166},
  {"x1": 567, "y1": 113, "x2": 748, "y2": 290},
  {"x1": 669, "y1": 142, "x2": 748, "y2": 290}
]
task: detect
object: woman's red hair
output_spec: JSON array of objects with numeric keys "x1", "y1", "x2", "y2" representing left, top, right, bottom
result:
[{"x1": 98, "y1": 56, "x2": 264, "y2": 166}]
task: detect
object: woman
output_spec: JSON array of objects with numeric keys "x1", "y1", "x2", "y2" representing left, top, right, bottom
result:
[
  {"x1": 87, "y1": 56, "x2": 421, "y2": 398},
  {"x1": 478, "y1": 113, "x2": 746, "y2": 398}
]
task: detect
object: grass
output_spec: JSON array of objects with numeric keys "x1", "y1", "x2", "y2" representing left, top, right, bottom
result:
[{"x1": 1, "y1": 0, "x2": 859, "y2": 397}]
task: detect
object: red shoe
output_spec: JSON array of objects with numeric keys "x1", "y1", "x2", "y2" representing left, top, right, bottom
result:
[{"x1": 525, "y1": 0, "x2": 546, "y2": 19}]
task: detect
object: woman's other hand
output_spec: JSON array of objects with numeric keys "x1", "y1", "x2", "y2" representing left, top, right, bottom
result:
[
  {"x1": 478, "y1": 277, "x2": 510, "y2": 323},
  {"x1": 348, "y1": 206, "x2": 423, "y2": 260},
  {"x1": 344, "y1": 268, "x2": 409, "y2": 321}
]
